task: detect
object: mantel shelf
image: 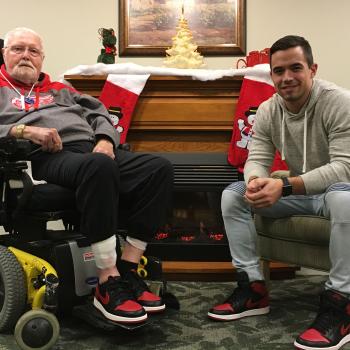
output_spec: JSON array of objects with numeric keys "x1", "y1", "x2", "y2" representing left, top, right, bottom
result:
[{"x1": 64, "y1": 74, "x2": 243, "y2": 153}]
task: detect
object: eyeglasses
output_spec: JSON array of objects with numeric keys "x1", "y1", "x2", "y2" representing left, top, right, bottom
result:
[{"x1": 5, "y1": 45, "x2": 43, "y2": 57}]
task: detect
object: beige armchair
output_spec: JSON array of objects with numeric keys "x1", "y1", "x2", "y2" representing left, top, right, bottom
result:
[
  {"x1": 256, "y1": 215, "x2": 330, "y2": 280},
  {"x1": 254, "y1": 171, "x2": 331, "y2": 280}
]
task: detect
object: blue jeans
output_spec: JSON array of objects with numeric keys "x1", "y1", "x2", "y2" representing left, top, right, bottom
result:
[{"x1": 221, "y1": 181, "x2": 350, "y2": 294}]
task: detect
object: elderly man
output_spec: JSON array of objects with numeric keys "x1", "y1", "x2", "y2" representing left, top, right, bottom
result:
[{"x1": 0, "y1": 27, "x2": 173, "y2": 325}]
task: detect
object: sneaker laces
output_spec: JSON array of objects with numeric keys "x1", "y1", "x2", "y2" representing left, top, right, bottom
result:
[
  {"x1": 124, "y1": 270, "x2": 150, "y2": 297},
  {"x1": 225, "y1": 282, "x2": 250, "y2": 304},
  {"x1": 311, "y1": 297, "x2": 344, "y2": 335},
  {"x1": 102, "y1": 276, "x2": 135, "y2": 304}
]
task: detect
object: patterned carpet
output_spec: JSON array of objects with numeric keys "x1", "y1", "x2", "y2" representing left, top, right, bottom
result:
[{"x1": 0, "y1": 275, "x2": 345, "y2": 350}]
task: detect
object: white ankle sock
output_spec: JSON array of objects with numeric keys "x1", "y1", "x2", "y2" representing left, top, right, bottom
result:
[
  {"x1": 126, "y1": 236, "x2": 147, "y2": 251},
  {"x1": 91, "y1": 235, "x2": 117, "y2": 269}
]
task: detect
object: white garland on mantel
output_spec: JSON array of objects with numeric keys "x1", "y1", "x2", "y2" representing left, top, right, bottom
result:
[{"x1": 60, "y1": 62, "x2": 273, "y2": 85}]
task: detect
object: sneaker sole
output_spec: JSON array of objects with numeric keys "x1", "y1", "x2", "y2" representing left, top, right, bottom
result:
[
  {"x1": 207, "y1": 306, "x2": 270, "y2": 321},
  {"x1": 143, "y1": 304, "x2": 166, "y2": 313},
  {"x1": 294, "y1": 333, "x2": 350, "y2": 350},
  {"x1": 93, "y1": 298, "x2": 147, "y2": 324}
]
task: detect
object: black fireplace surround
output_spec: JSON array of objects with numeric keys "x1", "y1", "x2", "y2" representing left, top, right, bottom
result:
[{"x1": 146, "y1": 153, "x2": 241, "y2": 261}]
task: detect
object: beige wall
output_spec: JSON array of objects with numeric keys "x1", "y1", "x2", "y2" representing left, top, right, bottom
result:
[{"x1": 1, "y1": 0, "x2": 349, "y2": 87}]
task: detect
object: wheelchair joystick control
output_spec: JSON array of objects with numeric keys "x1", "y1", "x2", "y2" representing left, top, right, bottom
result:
[{"x1": 43, "y1": 274, "x2": 59, "y2": 312}]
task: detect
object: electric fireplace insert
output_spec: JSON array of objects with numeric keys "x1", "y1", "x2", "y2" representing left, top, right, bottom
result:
[{"x1": 146, "y1": 152, "x2": 241, "y2": 261}]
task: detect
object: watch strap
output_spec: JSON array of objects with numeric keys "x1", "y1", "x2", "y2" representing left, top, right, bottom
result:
[
  {"x1": 15, "y1": 124, "x2": 26, "y2": 139},
  {"x1": 281, "y1": 177, "x2": 293, "y2": 197}
]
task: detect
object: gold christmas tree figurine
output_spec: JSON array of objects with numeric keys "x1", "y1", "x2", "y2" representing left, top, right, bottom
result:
[{"x1": 164, "y1": 5, "x2": 205, "y2": 69}]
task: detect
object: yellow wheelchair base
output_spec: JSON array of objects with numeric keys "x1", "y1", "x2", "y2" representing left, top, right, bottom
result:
[
  {"x1": 0, "y1": 246, "x2": 60, "y2": 350},
  {"x1": 0, "y1": 245, "x2": 169, "y2": 350}
]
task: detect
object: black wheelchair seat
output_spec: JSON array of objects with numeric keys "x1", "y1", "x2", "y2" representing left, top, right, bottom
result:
[
  {"x1": 13, "y1": 183, "x2": 80, "y2": 242},
  {"x1": 27, "y1": 183, "x2": 76, "y2": 212}
]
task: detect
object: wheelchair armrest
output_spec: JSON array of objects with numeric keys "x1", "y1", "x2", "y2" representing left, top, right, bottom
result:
[
  {"x1": 0, "y1": 137, "x2": 32, "y2": 163},
  {"x1": 0, "y1": 138, "x2": 35, "y2": 220},
  {"x1": 0, "y1": 137, "x2": 33, "y2": 198}
]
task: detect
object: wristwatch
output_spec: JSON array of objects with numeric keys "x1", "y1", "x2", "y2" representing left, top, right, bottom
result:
[
  {"x1": 15, "y1": 124, "x2": 26, "y2": 139},
  {"x1": 281, "y1": 177, "x2": 293, "y2": 197}
]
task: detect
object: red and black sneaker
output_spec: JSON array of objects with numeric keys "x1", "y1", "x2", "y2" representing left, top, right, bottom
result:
[
  {"x1": 124, "y1": 270, "x2": 165, "y2": 313},
  {"x1": 294, "y1": 290, "x2": 350, "y2": 350},
  {"x1": 208, "y1": 271, "x2": 269, "y2": 321},
  {"x1": 93, "y1": 276, "x2": 147, "y2": 324}
]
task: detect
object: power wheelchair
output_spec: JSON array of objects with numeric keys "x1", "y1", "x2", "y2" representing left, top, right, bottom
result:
[{"x1": 0, "y1": 137, "x2": 175, "y2": 350}]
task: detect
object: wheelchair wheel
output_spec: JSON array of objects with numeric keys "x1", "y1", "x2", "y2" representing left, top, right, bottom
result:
[
  {"x1": 0, "y1": 245, "x2": 27, "y2": 332},
  {"x1": 14, "y1": 309, "x2": 60, "y2": 350}
]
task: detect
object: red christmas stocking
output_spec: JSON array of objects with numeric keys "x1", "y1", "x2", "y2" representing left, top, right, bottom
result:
[
  {"x1": 228, "y1": 50, "x2": 288, "y2": 173},
  {"x1": 99, "y1": 74, "x2": 150, "y2": 144}
]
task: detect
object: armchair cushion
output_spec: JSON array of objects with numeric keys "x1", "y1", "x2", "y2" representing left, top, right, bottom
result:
[
  {"x1": 255, "y1": 215, "x2": 331, "y2": 271},
  {"x1": 255, "y1": 215, "x2": 330, "y2": 246}
]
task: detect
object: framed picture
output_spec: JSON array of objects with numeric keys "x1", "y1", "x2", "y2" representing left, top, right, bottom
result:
[{"x1": 119, "y1": 0, "x2": 246, "y2": 57}]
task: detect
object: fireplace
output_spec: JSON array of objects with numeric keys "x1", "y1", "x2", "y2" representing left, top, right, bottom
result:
[
  {"x1": 64, "y1": 75, "x2": 298, "y2": 277},
  {"x1": 147, "y1": 152, "x2": 242, "y2": 261}
]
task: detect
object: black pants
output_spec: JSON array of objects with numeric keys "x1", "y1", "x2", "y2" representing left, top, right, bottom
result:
[{"x1": 30, "y1": 141, "x2": 173, "y2": 244}]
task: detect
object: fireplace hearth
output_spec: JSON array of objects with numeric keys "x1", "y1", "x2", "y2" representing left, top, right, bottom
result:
[{"x1": 146, "y1": 152, "x2": 241, "y2": 261}]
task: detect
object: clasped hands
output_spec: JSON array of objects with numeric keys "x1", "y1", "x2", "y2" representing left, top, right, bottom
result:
[{"x1": 245, "y1": 177, "x2": 283, "y2": 208}]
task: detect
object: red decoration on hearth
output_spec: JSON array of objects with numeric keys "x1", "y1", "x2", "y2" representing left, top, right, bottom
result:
[
  {"x1": 180, "y1": 236, "x2": 196, "y2": 242},
  {"x1": 155, "y1": 232, "x2": 169, "y2": 240},
  {"x1": 209, "y1": 233, "x2": 224, "y2": 241}
]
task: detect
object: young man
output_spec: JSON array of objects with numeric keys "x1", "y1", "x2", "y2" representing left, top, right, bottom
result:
[
  {"x1": 0, "y1": 27, "x2": 173, "y2": 325},
  {"x1": 208, "y1": 35, "x2": 350, "y2": 350}
]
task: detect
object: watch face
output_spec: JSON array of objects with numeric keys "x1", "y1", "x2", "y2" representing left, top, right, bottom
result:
[{"x1": 15, "y1": 124, "x2": 26, "y2": 138}]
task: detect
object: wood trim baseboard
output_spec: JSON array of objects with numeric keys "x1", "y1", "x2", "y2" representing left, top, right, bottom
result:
[{"x1": 162, "y1": 261, "x2": 299, "y2": 281}]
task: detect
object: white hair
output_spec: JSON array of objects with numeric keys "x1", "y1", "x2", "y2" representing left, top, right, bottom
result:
[{"x1": 4, "y1": 27, "x2": 44, "y2": 49}]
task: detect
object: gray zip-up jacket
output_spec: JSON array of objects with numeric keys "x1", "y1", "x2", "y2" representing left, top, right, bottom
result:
[
  {"x1": 0, "y1": 65, "x2": 120, "y2": 148},
  {"x1": 244, "y1": 79, "x2": 350, "y2": 194}
]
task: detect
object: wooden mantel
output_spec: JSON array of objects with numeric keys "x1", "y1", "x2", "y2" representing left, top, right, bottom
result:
[{"x1": 64, "y1": 75, "x2": 243, "y2": 153}]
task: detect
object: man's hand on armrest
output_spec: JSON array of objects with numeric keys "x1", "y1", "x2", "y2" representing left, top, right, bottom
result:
[
  {"x1": 9, "y1": 125, "x2": 62, "y2": 153},
  {"x1": 93, "y1": 139, "x2": 115, "y2": 159}
]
